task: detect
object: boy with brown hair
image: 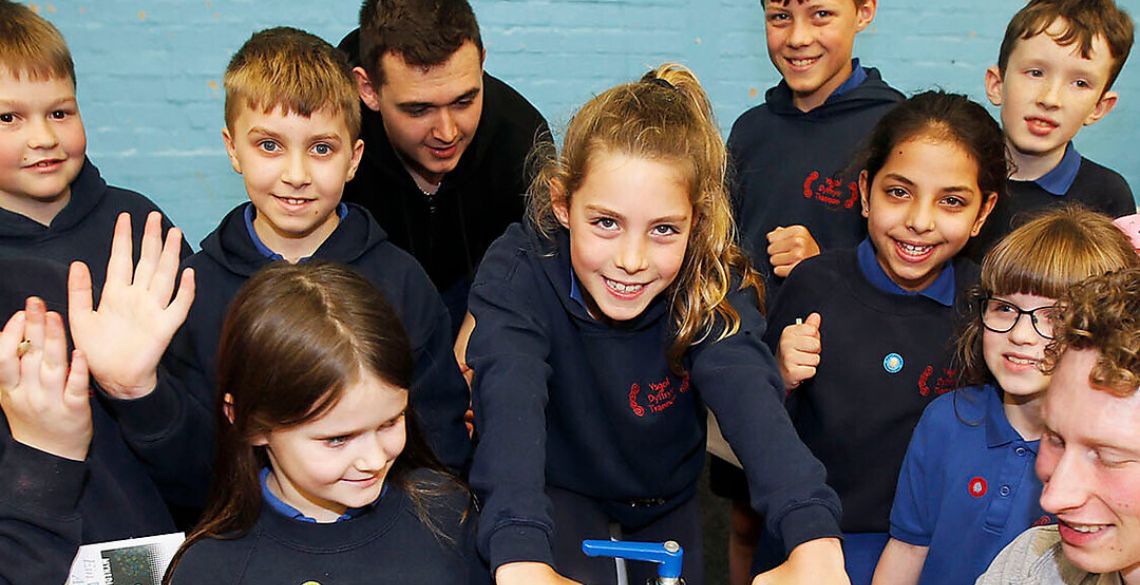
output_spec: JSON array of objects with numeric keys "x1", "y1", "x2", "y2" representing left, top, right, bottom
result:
[
  {"x1": 339, "y1": 0, "x2": 550, "y2": 334},
  {"x1": 720, "y1": 2, "x2": 903, "y2": 582},
  {"x1": 0, "y1": 0, "x2": 188, "y2": 285},
  {"x1": 970, "y1": 0, "x2": 1136, "y2": 259},
  {"x1": 106, "y1": 27, "x2": 471, "y2": 517}
]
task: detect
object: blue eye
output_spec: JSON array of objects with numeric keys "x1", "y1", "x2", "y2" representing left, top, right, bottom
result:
[
  {"x1": 259, "y1": 140, "x2": 279, "y2": 153},
  {"x1": 313, "y1": 143, "x2": 332, "y2": 155},
  {"x1": 324, "y1": 435, "x2": 349, "y2": 447}
]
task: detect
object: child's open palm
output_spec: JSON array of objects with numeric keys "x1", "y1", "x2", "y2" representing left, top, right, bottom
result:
[
  {"x1": 69, "y1": 212, "x2": 195, "y2": 400},
  {"x1": 0, "y1": 297, "x2": 92, "y2": 461}
]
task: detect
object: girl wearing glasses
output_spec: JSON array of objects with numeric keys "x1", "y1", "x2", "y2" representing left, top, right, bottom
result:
[{"x1": 873, "y1": 206, "x2": 1140, "y2": 585}]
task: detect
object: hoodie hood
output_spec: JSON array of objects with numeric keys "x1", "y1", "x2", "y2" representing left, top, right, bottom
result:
[
  {"x1": 198, "y1": 202, "x2": 390, "y2": 277},
  {"x1": 0, "y1": 158, "x2": 106, "y2": 238},
  {"x1": 765, "y1": 67, "x2": 904, "y2": 119}
]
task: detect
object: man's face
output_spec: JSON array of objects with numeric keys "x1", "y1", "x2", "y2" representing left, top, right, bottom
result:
[
  {"x1": 356, "y1": 41, "x2": 484, "y2": 186},
  {"x1": 1037, "y1": 348, "x2": 1140, "y2": 580}
]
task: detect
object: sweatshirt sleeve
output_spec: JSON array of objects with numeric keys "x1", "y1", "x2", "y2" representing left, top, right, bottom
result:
[
  {"x1": 99, "y1": 327, "x2": 215, "y2": 513},
  {"x1": 0, "y1": 434, "x2": 86, "y2": 585},
  {"x1": 690, "y1": 284, "x2": 842, "y2": 554},
  {"x1": 382, "y1": 254, "x2": 473, "y2": 474},
  {"x1": 465, "y1": 232, "x2": 557, "y2": 571}
]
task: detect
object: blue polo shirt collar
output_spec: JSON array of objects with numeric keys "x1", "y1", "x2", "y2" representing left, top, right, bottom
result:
[
  {"x1": 1035, "y1": 143, "x2": 1081, "y2": 196},
  {"x1": 825, "y1": 59, "x2": 868, "y2": 104},
  {"x1": 259, "y1": 467, "x2": 379, "y2": 523},
  {"x1": 243, "y1": 202, "x2": 348, "y2": 261},
  {"x1": 569, "y1": 265, "x2": 590, "y2": 310},
  {"x1": 980, "y1": 385, "x2": 1035, "y2": 449},
  {"x1": 856, "y1": 238, "x2": 955, "y2": 307}
]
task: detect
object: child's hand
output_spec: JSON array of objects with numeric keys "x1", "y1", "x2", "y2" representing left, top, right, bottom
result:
[
  {"x1": 69, "y1": 212, "x2": 195, "y2": 400},
  {"x1": 776, "y1": 313, "x2": 821, "y2": 391},
  {"x1": 767, "y1": 225, "x2": 821, "y2": 278},
  {"x1": 494, "y1": 562, "x2": 584, "y2": 585},
  {"x1": 0, "y1": 297, "x2": 93, "y2": 461},
  {"x1": 752, "y1": 537, "x2": 849, "y2": 585}
]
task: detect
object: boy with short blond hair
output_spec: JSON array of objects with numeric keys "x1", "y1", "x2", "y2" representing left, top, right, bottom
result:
[
  {"x1": 970, "y1": 0, "x2": 1137, "y2": 259},
  {"x1": 109, "y1": 27, "x2": 471, "y2": 515},
  {"x1": 0, "y1": 0, "x2": 187, "y2": 285}
]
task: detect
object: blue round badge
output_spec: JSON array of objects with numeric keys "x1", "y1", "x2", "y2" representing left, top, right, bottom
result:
[{"x1": 883, "y1": 353, "x2": 904, "y2": 374}]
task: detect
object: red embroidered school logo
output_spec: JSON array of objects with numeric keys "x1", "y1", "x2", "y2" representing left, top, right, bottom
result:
[
  {"x1": 968, "y1": 477, "x2": 988, "y2": 498},
  {"x1": 628, "y1": 375, "x2": 690, "y2": 417},
  {"x1": 1032, "y1": 514, "x2": 1055, "y2": 527},
  {"x1": 803, "y1": 171, "x2": 859, "y2": 209},
  {"x1": 918, "y1": 366, "x2": 958, "y2": 397}
]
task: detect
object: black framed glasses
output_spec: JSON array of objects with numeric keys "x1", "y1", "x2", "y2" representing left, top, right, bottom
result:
[{"x1": 979, "y1": 297, "x2": 1060, "y2": 340}]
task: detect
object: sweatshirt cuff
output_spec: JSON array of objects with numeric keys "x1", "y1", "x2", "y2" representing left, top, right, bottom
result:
[
  {"x1": 0, "y1": 439, "x2": 86, "y2": 519},
  {"x1": 488, "y1": 523, "x2": 556, "y2": 572},
  {"x1": 777, "y1": 503, "x2": 843, "y2": 555},
  {"x1": 99, "y1": 375, "x2": 182, "y2": 440}
]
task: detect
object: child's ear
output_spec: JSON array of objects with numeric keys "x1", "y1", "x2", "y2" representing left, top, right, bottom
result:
[
  {"x1": 345, "y1": 138, "x2": 365, "y2": 183},
  {"x1": 858, "y1": 170, "x2": 871, "y2": 218},
  {"x1": 984, "y1": 66, "x2": 1004, "y2": 107},
  {"x1": 971, "y1": 191, "x2": 999, "y2": 237},
  {"x1": 551, "y1": 180, "x2": 572, "y2": 228},
  {"x1": 854, "y1": 0, "x2": 878, "y2": 32},
  {"x1": 1084, "y1": 90, "x2": 1119, "y2": 127},
  {"x1": 353, "y1": 67, "x2": 382, "y2": 112},
  {"x1": 221, "y1": 127, "x2": 242, "y2": 175}
]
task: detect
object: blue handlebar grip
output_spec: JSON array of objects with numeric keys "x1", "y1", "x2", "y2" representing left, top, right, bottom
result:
[{"x1": 581, "y1": 540, "x2": 683, "y2": 579}]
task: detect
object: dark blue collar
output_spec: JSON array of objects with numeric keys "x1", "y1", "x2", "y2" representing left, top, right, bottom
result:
[
  {"x1": 825, "y1": 59, "x2": 867, "y2": 104},
  {"x1": 569, "y1": 265, "x2": 589, "y2": 310},
  {"x1": 856, "y1": 238, "x2": 955, "y2": 307},
  {"x1": 982, "y1": 384, "x2": 1040, "y2": 449},
  {"x1": 259, "y1": 467, "x2": 378, "y2": 523},
  {"x1": 243, "y1": 202, "x2": 348, "y2": 261},
  {"x1": 1034, "y1": 142, "x2": 1081, "y2": 196}
]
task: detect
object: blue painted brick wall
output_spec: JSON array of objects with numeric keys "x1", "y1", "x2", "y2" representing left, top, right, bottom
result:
[{"x1": 26, "y1": 0, "x2": 1140, "y2": 247}]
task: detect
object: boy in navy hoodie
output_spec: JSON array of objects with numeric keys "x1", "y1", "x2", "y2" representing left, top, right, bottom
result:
[
  {"x1": 0, "y1": 1, "x2": 188, "y2": 287},
  {"x1": 968, "y1": 0, "x2": 1136, "y2": 260},
  {"x1": 719, "y1": 2, "x2": 903, "y2": 580},
  {"x1": 102, "y1": 27, "x2": 471, "y2": 517}
]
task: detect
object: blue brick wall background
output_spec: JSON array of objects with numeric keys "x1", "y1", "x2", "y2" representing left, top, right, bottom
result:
[{"x1": 26, "y1": 0, "x2": 1140, "y2": 248}]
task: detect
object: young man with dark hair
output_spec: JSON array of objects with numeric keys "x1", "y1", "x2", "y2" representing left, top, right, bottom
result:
[{"x1": 340, "y1": 0, "x2": 551, "y2": 334}]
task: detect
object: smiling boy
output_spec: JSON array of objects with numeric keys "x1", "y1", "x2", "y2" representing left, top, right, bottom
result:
[
  {"x1": 0, "y1": 0, "x2": 187, "y2": 287},
  {"x1": 117, "y1": 28, "x2": 471, "y2": 516},
  {"x1": 339, "y1": 0, "x2": 550, "y2": 333},
  {"x1": 979, "y1": 267, "x2": 1140, "y2": 584},
  {"x1": 968, "y1": 0, "x2": 1136, "y2": 260}
]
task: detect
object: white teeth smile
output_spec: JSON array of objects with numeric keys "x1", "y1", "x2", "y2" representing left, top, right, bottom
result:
[
  {"x1": 790, "y1": 58, "x2": 817, "y2": 67},
  {"x1": 898, "y1": 242, "x2": 933, "y2": 255},
  {"x1": 1069, "y1": 524, "x2": 1106, "y2": 534},
  {"x1": 1006, "y1": 356, "x2": 1037, "y2": 365},
  {"x1": 280, "y1": 197, "x2": 309, "y2": 205},
  {"x1": 605, "y1": 278, "x2": 644, "y2": 294}
]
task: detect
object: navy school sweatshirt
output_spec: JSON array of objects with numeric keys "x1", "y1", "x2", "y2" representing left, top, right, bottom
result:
[
  {"x1": 729, "y1": 68, "x2": 903, "y2": 301},
  {"x1": 466, "y1": 223, "x2": 841, "y2": 571},
  {"x1": 168, "y1": 468, "x2": 488, "y2": 585},
  {"x1": 0, "y1": 257, "x2": 176, "y2": 585},
  {"x1": 764, "y1": 248, "x2": 980, "y2": 533},
  {"x1": 103, "y1": 203, "x2": 471, "y2": 516},
  {"x1": 0, "y1": 158, "x2": 191, "y2": 290}
]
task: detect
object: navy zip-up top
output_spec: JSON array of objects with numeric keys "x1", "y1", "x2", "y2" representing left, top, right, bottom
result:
[{"x1": 467, "y1": 223, "x2": 841, "y2": 571}]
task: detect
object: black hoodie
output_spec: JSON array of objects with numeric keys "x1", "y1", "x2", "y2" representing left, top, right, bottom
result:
[
  {"x1": 729, "y1": 68, "x2": 903, "y2": 301},
  {"x1": 109, "y1": 203, "x2": 472, "y2": 516},
  {"x1": 338, "y1": 29, "x2": 551, "y2": 332}
]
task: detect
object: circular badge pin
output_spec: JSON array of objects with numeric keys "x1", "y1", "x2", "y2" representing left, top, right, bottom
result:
[
  {"x1": 968, "y1": 476, "x2": 988, "y2": 498},
  {"x1": 883, "y1": 353, "x2": 904, "y2": 374}
]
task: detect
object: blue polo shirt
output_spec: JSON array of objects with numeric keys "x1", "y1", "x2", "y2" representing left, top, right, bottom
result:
[
  {"x1": 889, "y1": 385, "x2": 1052, "y2": 585},
  {"x1": 856, "y1": 239, "x2": 955, "y2": 307},
  {"x1": 243, "y1": 202, "x2": 349, "y2": 261},
  {"x1": 1035, "y1": 143, "x2": 1081, "y2": 196},
  {"x1": 259, "y1": 467, "x2": 381, "y2": 523}
]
